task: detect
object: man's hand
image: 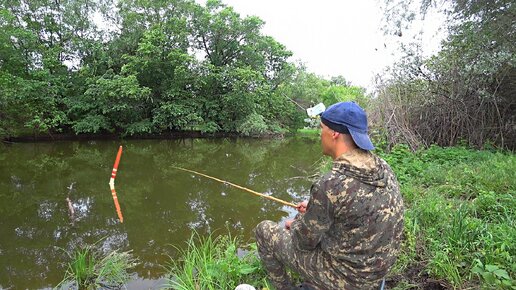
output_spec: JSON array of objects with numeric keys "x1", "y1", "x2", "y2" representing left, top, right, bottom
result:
[
  {"x1": 285, "y1": 201, "x2": 308, "y2": 230},
  {"x1": 296, "y1": 200, "x2": 308, "y2": 213}
]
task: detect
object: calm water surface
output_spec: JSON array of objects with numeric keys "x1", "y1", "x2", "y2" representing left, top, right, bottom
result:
[{"x1": 0, "y1": 137, "x2": 323, "y2": 289}]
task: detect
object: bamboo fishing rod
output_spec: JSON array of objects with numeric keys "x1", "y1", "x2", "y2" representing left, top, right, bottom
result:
[{"x1": 172, "y1": 166, "x2": 297, "y2": 208}]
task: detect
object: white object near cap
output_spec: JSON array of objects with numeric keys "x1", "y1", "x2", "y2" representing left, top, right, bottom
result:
[
  {"x1": 306, "y1": 103, "x2": 326, "y2": 118},
  {"x1": 235, "y1": 284, "x2": 256, "y2": 290}
]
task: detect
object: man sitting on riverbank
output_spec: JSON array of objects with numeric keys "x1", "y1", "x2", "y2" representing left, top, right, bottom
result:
[{"x1": 255, "y1": 101, "x2": 404, "y2": 290}]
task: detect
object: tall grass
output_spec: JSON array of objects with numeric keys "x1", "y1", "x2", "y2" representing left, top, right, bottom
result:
[
  {"x1": 165, "y1": 231, "x2": 268, "y2": 290},
  {"x1": 295, "y1": 128, "x2": 320, "y2": 137},
  {"x1": 57, "y1": 243, "x2": 137, "y2": 290},
  {"x1": 377, "y1": 145, "x2": 516, "y2": 289},
  {"x1": 65, "y1": 245, "x2": 96, "y2": 288}
]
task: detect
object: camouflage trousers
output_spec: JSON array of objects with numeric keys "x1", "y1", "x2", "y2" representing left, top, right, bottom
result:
[{"x1": 254, "y1": 220, "x2": 380, "y2": 290}]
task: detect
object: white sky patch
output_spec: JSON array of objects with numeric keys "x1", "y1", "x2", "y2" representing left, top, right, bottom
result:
[{"x1": 219, "y1": 0, "x2": 448, "y2": 90}]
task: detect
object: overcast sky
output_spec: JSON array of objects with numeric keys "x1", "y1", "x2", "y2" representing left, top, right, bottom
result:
[{"x1": 220, "y1": 0, "x2": 447, "y2": 89}]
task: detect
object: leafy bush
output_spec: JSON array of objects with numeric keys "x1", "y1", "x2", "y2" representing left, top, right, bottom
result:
[
  {"x1": 57, "y1": 244, "x2": 137, "y2": 289},
  {"x1": 237, "y1": 113, "x2": 269, "y2": 136},
  {"x1": 472, "y1": 260, "x2": 515, "y2": 289},
  {"x1": 166, "y1": 232, "x2": 266, "y2": 290}
]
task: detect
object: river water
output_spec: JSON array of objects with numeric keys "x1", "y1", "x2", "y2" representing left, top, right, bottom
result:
[{"x1": 0, "y1": 137, "x2": 323, "y2": 289}]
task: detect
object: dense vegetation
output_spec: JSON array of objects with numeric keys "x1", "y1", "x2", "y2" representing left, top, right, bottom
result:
[
  {"x1": 3, "y1": 0, "x2": 512, "y2": 149},
  {"x1": 377, "y1": 145, "x2": 515, "y2": 289},
  {"x1": 166, "y1": 144, "x2": 515, "y2": 289},
  {"x1": 373, "y1": 0, "x2": 515, "y2": 150},
  {"x1": 0, "y1": 0, "x2": 365, "y2": 139}
]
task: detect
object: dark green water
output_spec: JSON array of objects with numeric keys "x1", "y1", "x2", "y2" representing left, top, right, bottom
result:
[{"x1": 0, "y1": 137, "x2": 323, "y2": 289}]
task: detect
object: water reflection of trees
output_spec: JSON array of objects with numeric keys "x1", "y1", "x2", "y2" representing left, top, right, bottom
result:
[{"x1": 0, "y1": 138, "x2": 320, "y2": 288}]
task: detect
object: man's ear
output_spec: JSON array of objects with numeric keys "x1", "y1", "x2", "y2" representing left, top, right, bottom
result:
[{"x1": 331, "y1": 131, "x2": 340, "y2": 140}]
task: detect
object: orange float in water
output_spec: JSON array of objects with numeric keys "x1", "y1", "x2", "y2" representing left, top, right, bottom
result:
[{"x1": 109, "y1": 146, "x2": 124, "y2": 223}]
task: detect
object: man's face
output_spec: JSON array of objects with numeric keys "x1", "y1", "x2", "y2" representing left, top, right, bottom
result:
[{"x1": 320, "y1": 122, "x2": 334, "y2": 156}]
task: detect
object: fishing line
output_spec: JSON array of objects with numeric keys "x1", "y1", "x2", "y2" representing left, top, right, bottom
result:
[{"x1": 283, "y1": 95, "x2": 326, "y2": 118}]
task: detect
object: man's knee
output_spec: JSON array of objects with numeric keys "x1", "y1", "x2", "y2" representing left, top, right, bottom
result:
[{"x1": 254, "y1": 220, "x2": 277, "y2": 241}]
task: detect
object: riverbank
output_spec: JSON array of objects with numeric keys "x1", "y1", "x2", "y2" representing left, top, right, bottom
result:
[
  {"x1": 2, "y1": 131, "x2": 290, "y2": 143},
  {"x1": 164, "y1": 145, "x2": 515, "y2": 289},
  {"x1": 2, "y1": 124, "x2": 325, "y2": 144}
]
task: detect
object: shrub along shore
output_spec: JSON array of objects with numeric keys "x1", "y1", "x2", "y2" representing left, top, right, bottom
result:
[{"x1": 60, "y1": 143, "x2": 515, "y2": 289}]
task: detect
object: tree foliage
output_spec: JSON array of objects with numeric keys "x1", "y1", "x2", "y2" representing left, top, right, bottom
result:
[
  {"x1": 0, "y1": 0, "x2": 367, "y2": 139},
  {"x1": 276, "y1": 64, "x2": 368, "y2": 111},
  {"x1": 375, "y1": 0, "x2": 515, "y2": 149}
]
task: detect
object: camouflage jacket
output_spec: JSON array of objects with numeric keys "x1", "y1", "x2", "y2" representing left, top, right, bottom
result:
[{"x1": 290, "y1": 148, "x2": 404, "y2": 284}]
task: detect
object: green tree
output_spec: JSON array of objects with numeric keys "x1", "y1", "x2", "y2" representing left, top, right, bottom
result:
[
  {"x1": 276, "y1": 64, "x2": 331, "y2": 108},
  {"x1": 321, "y1": 85, "x2": 368, "y2": 108},
  {"x1": 190, "y1": 0, "x2": 295, "y2": 134},
  {"x1": 68, "y1": 70, "x2": 152, "y2": 135},
  {"x1": 377, "y1": 0, "x2": 515, "y2": 149},
  {"x1": 0, "y1": 0, "x2": 101, "y2": 137},
  {"x1": 191, "y1": 0, "x2": 264, "y2": 68},
  {"x1": 0, "y1": 0, "x2": 313, "y2": 138}
]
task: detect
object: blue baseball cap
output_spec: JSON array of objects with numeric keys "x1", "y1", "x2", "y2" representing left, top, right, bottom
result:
[{"x1": 320, "y1": 102, "x2": 375, "y2": 150}]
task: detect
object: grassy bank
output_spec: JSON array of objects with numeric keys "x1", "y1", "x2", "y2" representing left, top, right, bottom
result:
[
  {"x1": 378, "y1": 145, "x2": 515, "y2": 289},
  {"x1": 294, "y1": 128, "x2": 320, "y2": 137},
  {"x1": 165, "y1": 232, "x2": 272, "y2": 290},
  {"x1": 165, "y1": 145, "x2": 515, "y2": 289}
]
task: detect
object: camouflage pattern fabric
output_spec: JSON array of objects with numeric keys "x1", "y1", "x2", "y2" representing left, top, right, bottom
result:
[{"x1": 255, "y1": 149, "x2": 404, "y2": 290}]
